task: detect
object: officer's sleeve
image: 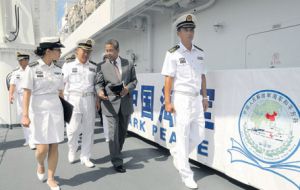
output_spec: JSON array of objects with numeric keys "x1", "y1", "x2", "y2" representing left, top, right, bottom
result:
[
  {"x1": 201, "y1": 64, "x2": 207, "y2": 75},
  {"x1": 161, "y1": 52, "x2": 176, "y2": 77},
  {"x1": 200, "y1": 53, "x2": 207, "y2": 75},
  {"x1": 21, "y1": 66, "x2": 33, "y2": 90},
  {"x1": 126, "y1": 62, "x2": 138, "y2": 92},
  {"x1": 95, "y1": 65, "x2": 105, "y2": 94},
  {"x1": 9, "y1": 71, "x2": 16, "y2": 85}
]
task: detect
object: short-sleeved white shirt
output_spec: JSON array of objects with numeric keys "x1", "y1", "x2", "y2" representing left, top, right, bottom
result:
[
  {"x1": 161, "y1": 42, "x2": 206, "y2": 94},
  {"x1": 10, "y1": 67, "x2": 26, "y2": 94},
  {"x1": 22, "y1": 59, "x2": 64, "y2": 95},
  {"x1": 62, "y1": 58, "x2": 97, "y2": 94}
]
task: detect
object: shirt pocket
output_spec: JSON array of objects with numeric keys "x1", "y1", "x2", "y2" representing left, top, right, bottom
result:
[
  {"x1": 33, "y1": 72, "x2": 45, "y2": 81},
  {"x1": 52, "y1": 73, "x2": 63, "y2": 88},
  {"x1": 53, "y1": 72, "x2": 62, "y2": 80},
  {"x1": 69, "y1": 73, "x2": 81, "y2": 83},
  {"x1": 193, "y1": 61, "x2": 204, "y2": 76},
  {"x1": 15, "y1": 77, "x2": 21, "y2": 85},
  {"x1": 87, "y1": 69, "x2": 96, "y2": 84},
  {"x1": 33, "y1": 74, "x2": 46, "y2": 90},
  {"x1": 176, "y1": 61, "x2": 191, "y2": 78}
]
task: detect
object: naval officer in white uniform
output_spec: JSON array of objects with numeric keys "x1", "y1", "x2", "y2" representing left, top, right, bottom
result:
[
  {"x1": 62, "y1": 39, "x2": 97, "y2": 168},
  {"x1": 161, "y1": 14, "x2": 209, "y2": 189},
  {"x1": 22, "y1": 37, "x2": 65, "y2": 190},
  {"x1": 9, "y1": 52, "x2": 35, "y2": 149}
]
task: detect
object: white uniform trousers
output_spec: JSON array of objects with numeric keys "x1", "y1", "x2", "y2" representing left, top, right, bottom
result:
[
  {"x1": 16, "y1": 93, "x2": 31, "y2": 144},
  {"x1": 66, "y1": 94, "x2": 95, "y2": 160},
  {"x1": 172, "y1": 92, "x2": 205, "y2": 180}
]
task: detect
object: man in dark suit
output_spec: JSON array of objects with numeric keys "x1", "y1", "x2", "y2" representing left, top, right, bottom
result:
[{"x1": 95, "y1": 39, "x2": 137, "y2": 173}]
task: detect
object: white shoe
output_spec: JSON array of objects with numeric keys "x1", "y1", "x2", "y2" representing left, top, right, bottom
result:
[
  {"x1": 47, "y1": 180, "x2": 60, "y2": 190},
  {"x1": 29, "y1": 144, "x2": 36, "y2": 150},
  {"x1": 23, "y1": 142, "x2": 29, "y2": 146},
  {"x1": 37, "y1": 171, "x2": 46, "y2": 181},
  {"x1": 183, "y1": 178, "x2": 198, "y2": 189},
  {"x1": 68, "y1": 152, "x2": 76, "y2": 163},
  {"x1": 105, "y1": 139, "x2": 109, "y2": 143},
  {"x1": 80, "y1": 159, "x2": 95, "y2": 168}
]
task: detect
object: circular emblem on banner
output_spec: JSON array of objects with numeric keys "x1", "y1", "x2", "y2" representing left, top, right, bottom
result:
[{"x1": 239, "y1": 90, "x2": 300, "y2": 164}]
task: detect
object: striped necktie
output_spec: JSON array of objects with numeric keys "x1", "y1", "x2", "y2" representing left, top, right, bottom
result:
[{"x1": 112, "y1": 60, "x2": 121, "y2": 80}]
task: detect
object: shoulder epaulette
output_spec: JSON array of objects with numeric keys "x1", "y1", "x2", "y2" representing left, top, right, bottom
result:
[
  {"x1": 96, "y1": 62, "x2": 102, "y2": 72},
  {"x1": 65, "y1": 58, "x2": 75, "y2": 63},
  {"x1": 193, "y1": 45, "x2": 203, "y2": 51},
  {"x1": 89, "y1": 60, "x2": 97, "y2": 66},
  {"x1": 98, "y1": 60, "x2": 106, "y2": 66},
  {"x1": 12, "y1": 67, "x2": 19, "y2": 72},
  {"x1": 53, "y1": 62, "x2": 62, "y2": 68},
  {"x1": 65, "y1": 54, "x2": 76, "y2": 63},
  {"x1": 29, "y1": 61, "x2": 39, "y2": 67},
  {"x1": 168, "y1": 45, "x2": 180, "y2": 53}
]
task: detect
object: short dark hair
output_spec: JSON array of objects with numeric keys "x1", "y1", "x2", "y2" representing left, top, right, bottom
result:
[{"x1": 105, "y1": 39, "x2": 119, "y2": 50}]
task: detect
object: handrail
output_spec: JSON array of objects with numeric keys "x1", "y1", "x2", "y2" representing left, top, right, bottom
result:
[
  {"x1": 5, "y1": 4, "x2": 20, "y2": 42},
  {"x1": 60, "y1": 0, "x2": 105, "y2": 36}
]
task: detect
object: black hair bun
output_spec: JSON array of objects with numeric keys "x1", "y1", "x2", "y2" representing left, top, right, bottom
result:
[{"x1": 34, "y1": 47, "x2": 45, "y2": 56}]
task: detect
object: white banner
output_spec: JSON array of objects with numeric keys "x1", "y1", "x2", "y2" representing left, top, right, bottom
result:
[{"x1": 128, "y1": 68, "x2": 300, "y2": 190}]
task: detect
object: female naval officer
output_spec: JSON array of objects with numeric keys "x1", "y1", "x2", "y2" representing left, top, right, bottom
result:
[{"x1": 21, "y1": 37, "x2": 65, "y2": 190}]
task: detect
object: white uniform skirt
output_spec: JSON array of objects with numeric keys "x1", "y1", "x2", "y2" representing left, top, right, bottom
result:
[{"x1": 29, "y1": 94, "x2": 64, "y2": 144}]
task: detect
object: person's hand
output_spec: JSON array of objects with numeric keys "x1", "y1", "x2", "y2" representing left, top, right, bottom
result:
[
  {"x1": 22, "y1": 115, "x2": 31, "y2": 128},
  {"x1": 98, "y1": 90, "x2": 108, "y2": 100},
  {"x1": 165, "y1": 102, "x2": 175, "y2": 113},
  {"x1": 9, "y1": 94, "x2": 14, "y2": 104},
  {"x1": 202, "y1": 99, "x2": 209, "y2": 112},
  {"x1": 120, "y1": 87, "x2": 129, "y2": 97}
]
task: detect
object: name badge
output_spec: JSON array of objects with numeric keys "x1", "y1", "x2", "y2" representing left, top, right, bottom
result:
[
  {"x1": 197, "y1": 56, "x2": 203, "y2": 60},
  {"x1": 89, "y1": 67, "x2": 96, "y2": 72},
  {"x1": 36, "y1": 74, "x2": 44, "y2": 78},
  {"x1": 179, "y1": 58, "x2": 186, "y2": 64},
  {"x1": 72, "y1": 68, "x2": 78, "y2": 73},
  {"x1": 54, "y1": 72, "x2": 61, "y2": 75}
]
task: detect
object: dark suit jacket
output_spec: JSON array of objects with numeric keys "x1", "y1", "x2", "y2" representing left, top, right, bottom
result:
[{"x1": 95, "y1": 57, "x2": 137, "y2": 116}]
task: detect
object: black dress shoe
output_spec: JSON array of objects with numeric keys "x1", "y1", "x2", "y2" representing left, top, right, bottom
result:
[{"x1": 114, "y1": 165, "x2": 126, "y2": 173}]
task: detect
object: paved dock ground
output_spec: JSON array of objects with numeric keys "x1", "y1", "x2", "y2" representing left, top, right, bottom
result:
[{"x1": 0, "y1": 125, "x2": 257, "y2": 190}]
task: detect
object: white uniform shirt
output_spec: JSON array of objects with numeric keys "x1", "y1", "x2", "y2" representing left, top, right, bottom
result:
[
  {"x1": 161, "y1": 42, "x2": 206, "y2": 94},
  {"x1": 22, "y1": 59, "x2": 64, "y2": 95},
  {"x1": 62, "y1": 58, "x2": 97, "y2": 93},
  {"x1": 10, "y1": 67, "x2": 25, "y2": 94}
]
